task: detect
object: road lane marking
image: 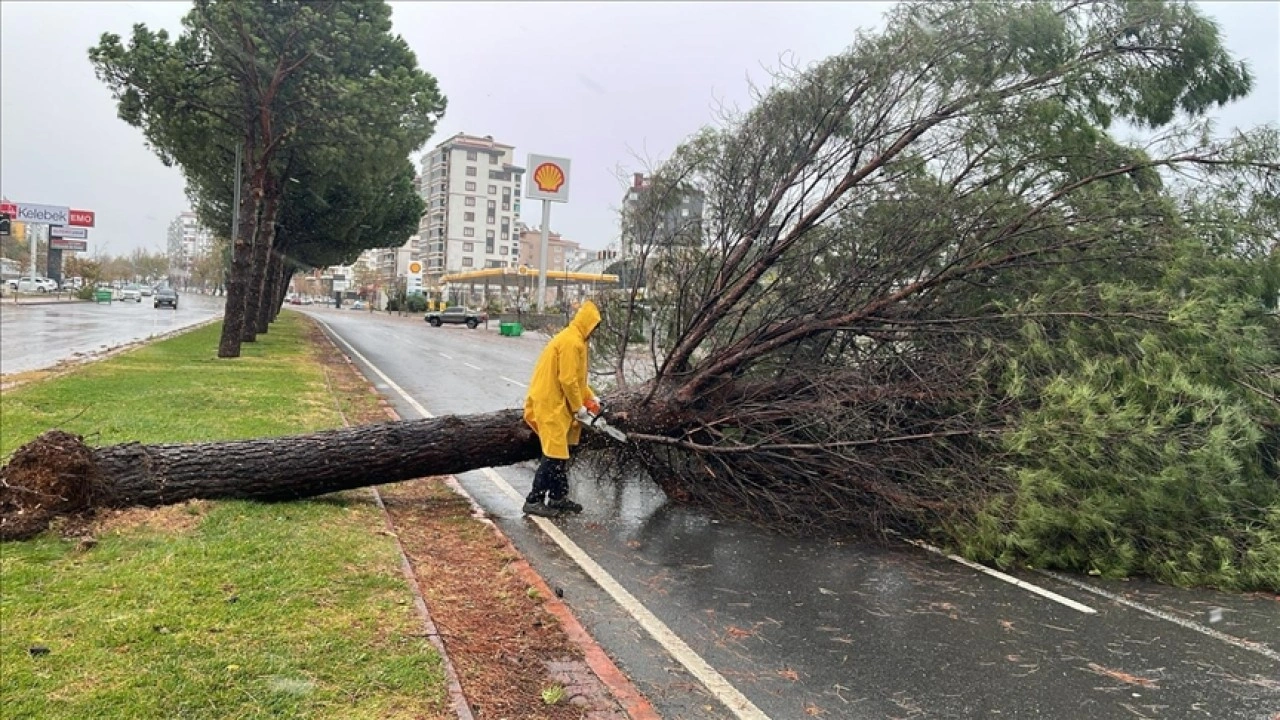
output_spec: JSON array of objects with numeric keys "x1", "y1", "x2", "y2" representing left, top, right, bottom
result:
[
  {"x1": 315, "y1": 317, "x2": 769, "y2": 719},
  {"x1": 500, "y1": 376, "x2": 528, "y2": 387},
  {"x1": 477, "y1": 468, "x2": 770, "y2": 720},
  {"x1": 313, "y1": 318, "x2": 433, "y2": 419},
  {"x1": 438, "y1": 352, "x2": 453, "y2": 360},
  {"x1": 1036, "y1": 570, "x2": 1280, "y2": 662},
  {"x1": 899, "y1": 536, "x2": 1096, "y2": 615},
  {"x1": 464, "y1": 362, "x2": 482, "y2": 371}
]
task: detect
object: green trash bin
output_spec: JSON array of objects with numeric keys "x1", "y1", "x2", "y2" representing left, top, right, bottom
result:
[
  {"x1": 508, "y1": 323, "x2": 523, "y2": 337},
  {"x1": 95, "y1": 289, "x2": 113, "y2": 304}
]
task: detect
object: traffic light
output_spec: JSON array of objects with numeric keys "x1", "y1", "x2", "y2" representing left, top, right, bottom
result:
[{"x1": 0, "y1": 212, "x2": 10, "y2": 236}]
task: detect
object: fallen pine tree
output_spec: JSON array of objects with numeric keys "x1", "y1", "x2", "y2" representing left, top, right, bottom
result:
[{"x1": 5, "y1": 0, "x2": 1279, "y2": 590}]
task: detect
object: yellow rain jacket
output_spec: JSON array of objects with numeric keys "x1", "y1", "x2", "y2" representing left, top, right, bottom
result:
[{"x1": 523, "y1": 301, "x2": 600, "y2": 459}]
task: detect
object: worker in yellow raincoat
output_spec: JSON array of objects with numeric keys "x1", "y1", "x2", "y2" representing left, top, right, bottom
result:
[{"x1": 522, "y1": 300, "x2": 603, "y2": 517}]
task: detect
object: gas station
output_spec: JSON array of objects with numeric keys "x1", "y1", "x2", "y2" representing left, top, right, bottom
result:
[{"x1": 436, "y1": 265, "x2": 620, "y2": 311}]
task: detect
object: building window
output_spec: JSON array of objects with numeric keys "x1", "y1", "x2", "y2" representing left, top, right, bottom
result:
[
  {"x1": 488, "y1": 185, "x2": 497, "y2": 195},
  {"x1": 466, "y1": 166, "x2": 477, "y2": 176},
  {"x1": 486, "y1": 230, "x2": 495, "y2": 240},
  {"x1": 463, "y1": 242, "x2": 474, "y2": 252},
  {"x1": 462, "y1": 257, "x2": 473, "y2": 267},
  {"x1": 487, "y1": 215, "x2": 495, "y2": 224},
  {"x1": 464, "y1": 212, "x2": 475, "y2": 221},
  {"x1": 681, "y1": 208, "x2": 690, "y2": 217},
  {"x1": 465, "y1": 197, "x2": 476, "y2": 207},
  {"x1": 464, "y1": 227, "x2": 474, "y2": 237},
  {"x1": 466, "y1": 150, "x2": 477, "y2": 161},
  {"x1": 489, "y1": 154, "x2": 497, "y2": 164},
  {"x1": 500, "y1": 246, "x2": 508, "y2": 255},
  {"x1": 487, "y1": 199, "x2": 496, "y2": 210},
  {"x1": 465, "y1": 181, "x2": 476, "y2": 191}
]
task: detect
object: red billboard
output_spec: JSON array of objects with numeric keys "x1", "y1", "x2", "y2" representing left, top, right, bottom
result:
[{"x1": 69, "y1": 209, "x2": 95, "y2": 227}]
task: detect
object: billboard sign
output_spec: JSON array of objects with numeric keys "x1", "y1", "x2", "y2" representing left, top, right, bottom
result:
[
  {"x1": 50, "y1": 238, "x2": 88, "y2": 252},
  {"x1": 51, "y1": 225, "x2": 88, "y2": 239},
  {"x1": 11, "y1": 203, "x2": 70, "y2": 226},
  {"x1": 69, "y1": 209, "x2": 96, "y2": 227},
  {"x1": 525, "y1": 154, "x2": 571, "y2": 203}
]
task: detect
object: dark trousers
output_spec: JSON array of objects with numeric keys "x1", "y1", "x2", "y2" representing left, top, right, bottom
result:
[{"x1": 527, "y1": 456, "x2": 570, "y2": 503}]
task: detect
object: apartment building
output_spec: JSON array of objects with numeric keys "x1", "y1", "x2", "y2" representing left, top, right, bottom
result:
[
  {"x1": 166, "y1": 211, "x2": 214, "y2": 276},
  {"x1": 517, "y1": 224, "x2": 585, "y2": 273},
  {"x1": 620, "y1": 172, "x2": 704, "y2": 258},
  {"x1": 417, "y1": 133, "x2": 524, "y2": 285}
]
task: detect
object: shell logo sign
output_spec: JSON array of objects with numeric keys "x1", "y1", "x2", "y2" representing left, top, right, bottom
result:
[
  {"x1": 525, "y1": 154, "x2": 571, "y2": 203},
  {"x1": 533, "y1": 162, "x2": 566, "y2": 194},
  {"x1": 408, "y1": 261, "x2": 422, "y2": 274}
]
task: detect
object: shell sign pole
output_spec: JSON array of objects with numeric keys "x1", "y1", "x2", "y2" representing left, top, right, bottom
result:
[{"x1": 526, "y1": 154, "x2": 571, "y2": 312}]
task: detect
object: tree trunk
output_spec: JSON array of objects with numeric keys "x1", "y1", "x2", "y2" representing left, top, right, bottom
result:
[
  {"x1": 0, "y1": 410, "x2": 543, "y2": 541},
  {"x1": 217, "y1": 156, "x2": 259, "y2": 358},
  {"x1": 268, "y1": 262, "x2": 291, "y2": 324},
  {"x1": 256, "y1": 248, "x2": 284, "y2": 334},
  {"x1": 242, "y1": 173, "x2": 280, "y2": 343}
]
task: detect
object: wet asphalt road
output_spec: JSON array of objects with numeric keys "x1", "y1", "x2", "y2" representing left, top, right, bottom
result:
[
  {"x1": 0, "y1": 293, "x2": 225, "y2": 377},
  {"x1": 302, "y1": 306, "x2": 1279, "y2": 720}
]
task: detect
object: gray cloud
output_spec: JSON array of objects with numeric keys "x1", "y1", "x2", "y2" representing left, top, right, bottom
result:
[{"x1": 2, "y1": 1, "x2": 1275, "y2": 259}]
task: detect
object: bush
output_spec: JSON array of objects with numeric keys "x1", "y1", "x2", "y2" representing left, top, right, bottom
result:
[
  {"x1": 75, "y1": 285, "x2": 97, "y2": 301},
  {"x1": 405, "y1": 294, "x2": 427, "y2": 312}
]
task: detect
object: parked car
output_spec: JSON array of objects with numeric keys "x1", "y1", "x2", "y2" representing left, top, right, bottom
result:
[
  {"x1": 153, "y1": 287, "x2": 179, "y2": 309},
  {"x1": 350, "y1": 300, "x2": 366, "y2": 310},
  {"x1": 424, "y1": 306, "x2": 487, "y2": 329},
  {"x1": 118, "y1": 284, "x2": 143, "y2": 302},
  {"x1": 16, "y1": 277, "x2": 59, "y2": 293}
]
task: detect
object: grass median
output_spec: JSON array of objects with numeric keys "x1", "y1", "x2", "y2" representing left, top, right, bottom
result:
[{"x1": 0, "y1": 315, "x2": 449, "y2": 720}]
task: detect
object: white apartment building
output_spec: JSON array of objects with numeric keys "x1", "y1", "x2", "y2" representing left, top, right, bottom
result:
[
  {"x1": 417, "y1": 133, "x2": 524, "y2": 285},
  {"x1": 166, "y1": 211, "x2": 214, "y2": 276}
]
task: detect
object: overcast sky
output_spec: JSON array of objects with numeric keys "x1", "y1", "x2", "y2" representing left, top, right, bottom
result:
[{"x1": 2, "y1": 2, "x2": 1277, "y2": 259}]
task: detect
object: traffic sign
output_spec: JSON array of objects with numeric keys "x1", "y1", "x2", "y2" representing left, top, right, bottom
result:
[{"x1": 51, "y1": 225, "x2": 88, "y2": 239}]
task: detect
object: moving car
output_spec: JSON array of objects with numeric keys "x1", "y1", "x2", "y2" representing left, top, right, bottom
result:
[
  {"x1": 424, "y1": 306, "x2": 487, "y2": 329},
  {"x1": 154, "y1": 287, "x2": 179, "y2": 309},
  {"x1": 141, "y1": 286, "x2": 154, "y2": 297},
  {"x1": 16, "y1": 277, "x2": 59, "y2": 293},
  {"x1": 119, "y1": 284, "x2": 143, "y2": 302}
]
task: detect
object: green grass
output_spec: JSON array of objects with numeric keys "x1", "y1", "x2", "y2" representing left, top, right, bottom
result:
[
  {"x1": 1, "y1": 316, "x2": 446, "y2": 719},
  {"x1": 2, "y1": 320, "x2": 339, "y2": 456}
]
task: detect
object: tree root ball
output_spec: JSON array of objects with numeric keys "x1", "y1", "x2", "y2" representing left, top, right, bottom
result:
[{"x1": 0, "y1": 430, "x2": 100, "y2": 540}]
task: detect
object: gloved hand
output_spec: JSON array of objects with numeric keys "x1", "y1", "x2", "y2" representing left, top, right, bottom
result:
[
  {"x1": 574, "y1": 406, "x2": 594, "y2": 425},
  {"x1": 585, "y1": 396, "x2": 602, "y2": 416}
]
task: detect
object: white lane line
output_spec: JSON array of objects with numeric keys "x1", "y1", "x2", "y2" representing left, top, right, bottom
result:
[
  {"x1": 317, "y1": 318, "x2": 768, "y2": 719},
  {"x1": 500, "y1": 376, "x2": 528, "y2": 387},
  {"x1": 900, "y1": 537, "x2": 1096, "y2": 615},
  {"x1": 464, "y1": 363, "x2": 482, "y2": 371},
  {"x1": 438, "y1": 352, "x2": 453, "y2": 360},
  {"x1": 1036, "y1": 570, "x2": 1280, "y2": 662},
  {"x1": 313, "y1": 318, "x2": 433, "y2": 419},
  {"x1": 477, "y1": 468, "x2": 769, "y2": 720}
]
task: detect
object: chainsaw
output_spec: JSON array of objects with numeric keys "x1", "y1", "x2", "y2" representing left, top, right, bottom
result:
[{"x1": 576, "y1": 407, "x2": 627, "y2": 443}]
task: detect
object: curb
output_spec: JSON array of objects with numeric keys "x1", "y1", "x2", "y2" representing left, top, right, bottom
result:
[{"x1": 315, "y1": 318, "x2": 657, "y2": 720}]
